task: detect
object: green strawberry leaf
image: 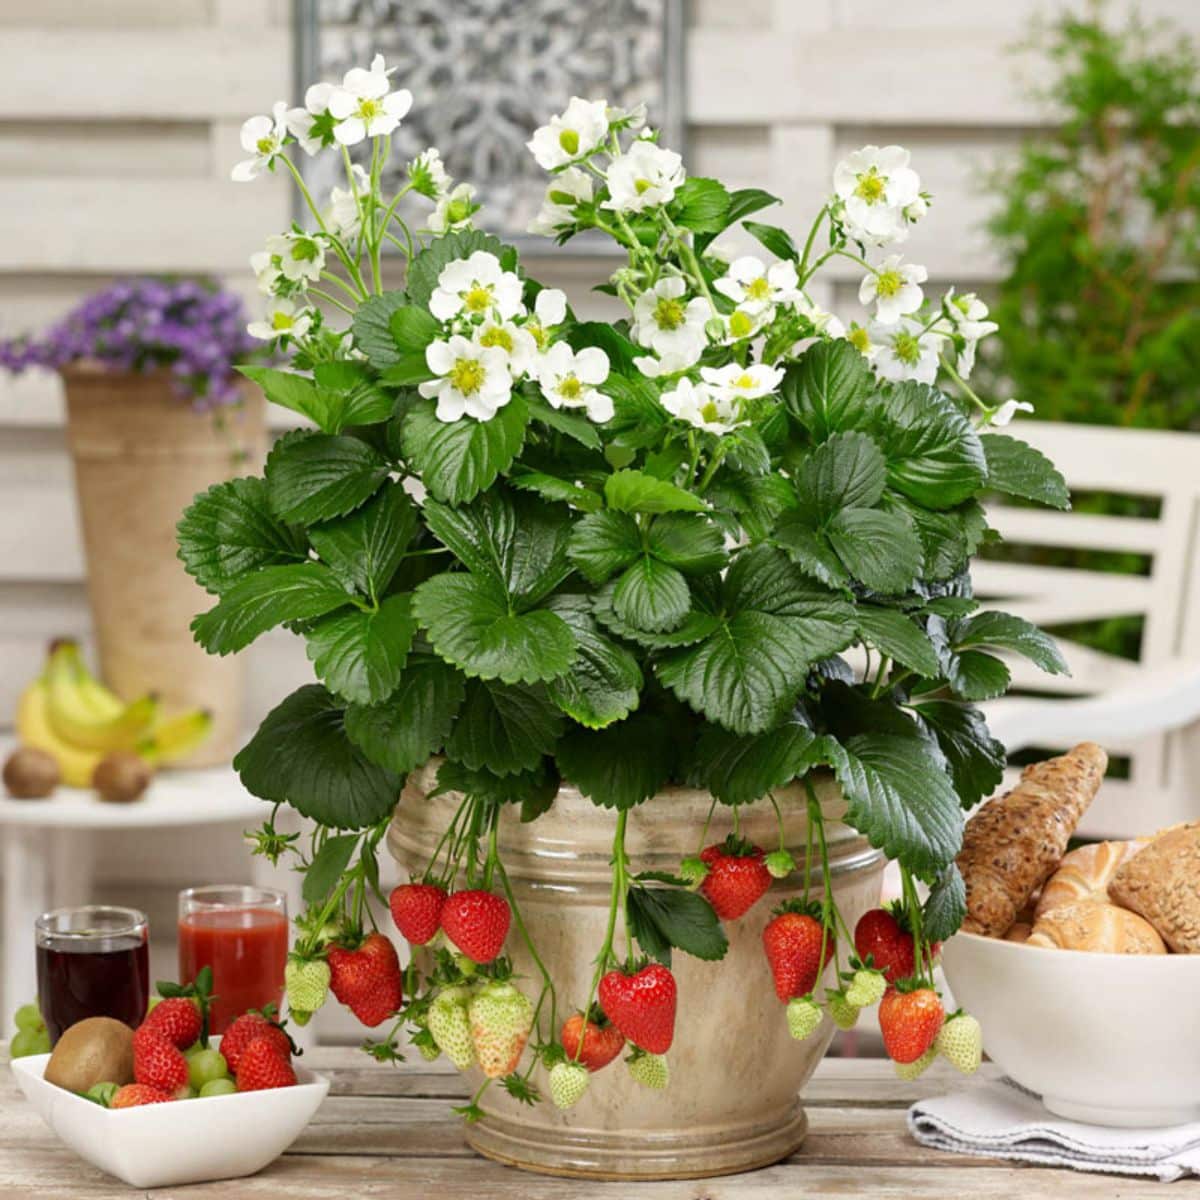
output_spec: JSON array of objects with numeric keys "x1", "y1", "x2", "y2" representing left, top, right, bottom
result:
[
  {"x1": 825, "y1": 507, "x2": 924, "y2": 594},
  {"x1": 404, "y1": 229, "x2": 517, "y2": 307},
  {"x1": 690, "y1": 719, "x2": 821, "y2": 806},
  {"x1": 305, "y1": 593, "x2": 419, "y2": 705},
  {"x1": 234, "y1": 685, "x2": 401, "y2": 829},
  {"x1": 627, "y1": 885, "x2": 728, "y2": 965},
  {"x1": 544, "y1": 595, "x2": 643, "y2": 729},
  {"x1": 265, "y1": 430, "x2": 390, "y2": 525},
  {"x1": 302, "y1": 833, "x2": 360, "y2": 905},
  {"x1": 444, "y1": 679, "x2": 564, "y2": 776},
  {"x1": 855, "y1": 606, "x2": 941, "y2": 679},
  {"x1": 782, "y1": 339, "x2": 874, "y2": 442},
  {"x1": 611, "y1": 556, "x2": 690, "y2": 633},
  {"x1": 556, "y1": 712, "x2": 676, "y2": 810},
  {"x1": 923, "y1": 862, "x2": 967, "y2": 943},
  {"x1": 981, "y1": 433, "x2": 1070, "y2": 510},
  {"x1": 351, "y1": 290, "x2": 410, "y2": 367},
  {"x1": 956, "y1": 610, "x2": 1069, "y2": 677},
  {"x1": 912, "y1": 701, "x2": 1006, "y2": 809},
  {"x1": 308, "y1": 481, "x2": 419, "y2": 599},
  {"x1": 793, "y1": 431, "x2": 887, "y2": 521},
  {"x1": 604, "y1": 469, "x2": 707, "y2": 514},
  {"x1": 645, "y1": 513, "x2": 727, "y2": 574},
  {"x1": 567, "y1": 510, "x2": 643, "y2": 583}
]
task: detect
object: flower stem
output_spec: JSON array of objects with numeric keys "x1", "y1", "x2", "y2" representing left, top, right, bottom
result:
[{"x1": 796, "y1": 203, "x2": 830, "y2": 279}]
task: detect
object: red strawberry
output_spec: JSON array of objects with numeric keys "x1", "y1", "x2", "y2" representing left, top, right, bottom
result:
[
  {"x1": 440, "y1": 891, "x2": 511, "y2": 964},
  {"x1": 762, "y1": 902, "x2": 835, "y2": 1002},
  {"x1": 561, "y1": 1012, "x2": 625, "y2": 1073},
  {"x1": 143, "y1": 996, "x2": 201, "y2": 1049},
  {"x1": 132, "y1": 1026, "x2": 189, "y2": 1096},
  {"x1": 236, "y1": 1036, "x2": 298, "y2": 1091},
  {"x1": 389, "y1": 882, "x2": 447, "y2": 945},
  {"x1": 220, "y1": 1012, "x2": 291, "y2": 1075},
  {"x1": 111, "y1": 1083, "x2": 174, "y2": 1108},
  {"x1": 879, "y1": 986, "x2": 946, "y2": 1064},
  {"x1": 328, "y1": 932, "x2": 403, "y2": 1027},
  {"x1": 597, "y1": 964, "x2": 676, "y2": 1055},
  {"x1": 699, "y1": 837, "x2": 772, "y2": 920},
  {"x1": 854, "y1": 908, "x2": 915, "y2": 985}
]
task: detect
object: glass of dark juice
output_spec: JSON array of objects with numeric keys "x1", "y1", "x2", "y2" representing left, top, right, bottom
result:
[
  {"x1": 178, "y1": 885, "x2": 288, "y2": 1034},
  {"x1": 35, "y1": 905, "x2": 150, "y2": 1045}
]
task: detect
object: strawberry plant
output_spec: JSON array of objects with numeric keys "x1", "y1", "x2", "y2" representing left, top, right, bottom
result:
[{"x1": 180, "y1": 55, "x2": 1069, "y2": 1113}]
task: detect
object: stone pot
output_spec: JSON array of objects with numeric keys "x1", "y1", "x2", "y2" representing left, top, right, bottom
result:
[
  {"x1": 388, "y1": 761, "x2": 885, "y2": 1181},
  {"x1": 61, "y1": 364, "x2": 265, "y2": 765}
]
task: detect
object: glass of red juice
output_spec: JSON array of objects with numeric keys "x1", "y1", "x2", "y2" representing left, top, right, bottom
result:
[
  {"x1": 178, "y1": 885, "x2": 288, "y2": 1034},
  {"x1": 35, "y1": 905, "x2": 150, "y2": 1045}
]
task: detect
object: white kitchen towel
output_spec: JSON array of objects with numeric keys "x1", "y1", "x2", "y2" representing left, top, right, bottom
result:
[{"x1": 908, "y1": 1078, "x2": 1200, "y2": 1182}]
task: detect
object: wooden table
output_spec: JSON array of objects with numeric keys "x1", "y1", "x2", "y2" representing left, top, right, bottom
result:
[{"x1": 2, "y1": 1046, "x2": 1181, "y2": 1198}]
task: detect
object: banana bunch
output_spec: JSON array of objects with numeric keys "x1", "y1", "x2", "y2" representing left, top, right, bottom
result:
[{"x1": 14, "y1": 641, "x2": 212, "y2": 789}]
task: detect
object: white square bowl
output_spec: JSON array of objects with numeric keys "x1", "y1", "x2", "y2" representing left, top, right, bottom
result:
[{"x1": 10, "y1": 1039, "x2": 330, "y2": 1188}]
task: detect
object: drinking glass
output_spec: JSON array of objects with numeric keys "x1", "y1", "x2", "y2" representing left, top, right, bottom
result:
[
  {"x1": 178, "y1": 885, "x2": 288, "y2": 1034},
  {"x1": 35, "y1": 905, "x2": 150, "y2": 1045}
]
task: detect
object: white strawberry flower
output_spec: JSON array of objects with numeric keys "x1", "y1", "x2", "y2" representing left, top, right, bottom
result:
[
  {"x1": 869, "y1": 317, "x2": 946, "y2": 385},
  {"x1": 603, "y1": 139, "x2": 686, "y2": 213},
  {"x1": 717, "y1": 304, "x2": 771, "y2": 345},
  {"x1": 942, "y1": 288, "x2": 998, "y2": 341},
  {"x1": 231, "y1": 101, "x2": 289, "y2": 182},
  {"x1": 325, "y1": 163, "x2": 371, "y2": 238},
  {"x1": 859, "y1": 255, "x2": 927, "y2": 323},
  {"x1": 420, "y1": 335, "x2": 513, "y2": 422},
  {"x1": 846, "y1": 321, "x2": 880, "y2": 362},
  {"x1": 988, "y1": 398, "x2": 1035, "y2": 427},
  {"x1": 247, "y1": 297, "x2": 313, "y2": 341},
  {"x1": 714, "y1": 255, "x2": 800, "y2": 314},
  {"x1": 527, "y1": 97, "x2": 610, "y2": 170},
  {"x1": 328, "y1": 54, "x2": 413, "y2": 146},
  {"x1": 286, "y1": 82, "x2": 336, "y2": 156},
  {"x1": 523, "y1": 288, "x2": 568, "y2": 351},
  {"x1": 408, "y1": 148, "x2": 450, "y2": 199},
  {"x1": 527, "y1": 167, "x2": 593, "y2": 237},
  {"x1": 660, "y1": 377, "x2": 747, "y2": 435},
  {"x1": 536, "y1": 342, "x2": 613, "y2": 423},
  {"x1": 473, "y1": 318, "x2": 538, "y2": 377},
  {"x1": 249, "y1": 250, "x2": 282, "y2": 296},
  {"x1": 833, "y1": 145, "x2": 921, "y2": 246},
  {"x1": 704, "y1": 239, "x2": 738, "y2": 266},
  {"x1": 429, "y1": 251, "x2": 523, "y2": 323},
  {"x1": 264, "y1": 231, "x2": 326, "y2": 283},
  {"x1": 631, "y1": 277, "x2": 709, "y2": 367},
  {"x1": 792, "y1": 294, "x2": 847, "y2": 340},
  {"x1": 700, "y1": 362, "x2": 785, "y2": 403},
  {"x1": 428, "y1": 182, "x2": 477, "y2": 234}
]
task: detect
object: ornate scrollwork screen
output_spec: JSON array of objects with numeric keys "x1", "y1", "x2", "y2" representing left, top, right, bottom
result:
[{"x1": 295, "y1": 0, "x2": 685, "y2": 249}]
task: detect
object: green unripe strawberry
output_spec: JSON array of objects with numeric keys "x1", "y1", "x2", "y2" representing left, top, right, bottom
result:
[
  {"x1": 894, "y1": 1044, "x2": 937, "y2": 1080},
  {"x1": 627, "y1": 1052, "x2": 669, "y2": 1090},
  {"x1": 548, "y1": 1061, "x2": 590, "y2": 1110},
  {"x1": 417, "y1": 1039, "x2": 442, "y2": 1062},
  {"x1": 468, "y1": 981, "x2": 534, "y2": 1079},
  {"x1": 827, "y1": 989, "x2": 859, "y2": 1030},
  {"x1": 428, "y1": 988, "x2": 476, "y2": 1070},
  {"x1": 765, "y1": 849, "x2": 795, "y2": 879},
  {"x1": 285, "y1": 957, "x2": 331, "y2": 1017},
  {"x1": 786, "y1": 995, "x2": 823, "y2": 1041},
  {"x1": 935, "y1": 1012, "x2": 983, "y2": 1075},
  {"x1": 845, "y1": 967, "x2": 887, "y2": 1008}
]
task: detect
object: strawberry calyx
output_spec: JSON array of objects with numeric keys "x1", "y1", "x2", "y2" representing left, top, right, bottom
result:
[
  {"x1": 771, "y1": 897, "x2": 825, "y2": 922},
  {"x1": 890, "y1": 975, "x2": 937, "y2": 996},
  {"x1": 713, "y1": 833, "x2": 761, "y2": 859},
  {"x1": 248, "y1": 1002, "x2": 303, "y2": 1057}
]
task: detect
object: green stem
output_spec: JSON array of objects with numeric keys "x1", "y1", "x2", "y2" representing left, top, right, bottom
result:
[
  {"x1": 767, "y1": 791, "x2": 787, "y2": 854},
  {"x1": 939, "y1": 355, "x2": 988, "y2": 412},
  {"x1": 695, "y1": 442, "x2": 729, "y2": 494},
  {"x1": 496, "y1": 858, "x2": 558, "y2": 1041},
  {"x1": 695, "y1": 797, "x2": 717, "y2": 858},
  {"x1": 308, "y1": 286, "x2": 355, "y2": 316},
  {"x1": 796, "y1": 203, "x2": 830, "y2": 280},
  {"x1": 869, "y1": 655, "x2": 893, "y2": 699},
  {"x1": 280, "y1": 155, "x2": 369, "y2": 297}
]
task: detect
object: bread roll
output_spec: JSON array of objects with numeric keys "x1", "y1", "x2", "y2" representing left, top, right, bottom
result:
[
  {"x1": 1027, "y1": 899, "x2": 1166, "y2": 954},
  {"x1": 958, "y1": 743, "x2": 1107, "y2": 937},
  {"x1": 1035, "y1": 840, "x2": 1143, "y2": 919},
  {"x1": 1108, "y1": 822, "x2": 1200, "y2": 952},
  {"x1": 1004, "y1": 921, "x2": 1032, "y2": 944}
]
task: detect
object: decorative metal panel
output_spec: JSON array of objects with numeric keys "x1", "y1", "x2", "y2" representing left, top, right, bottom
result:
[{"x1": 295, "y1": 0, "x2": 685, "y2": 249}]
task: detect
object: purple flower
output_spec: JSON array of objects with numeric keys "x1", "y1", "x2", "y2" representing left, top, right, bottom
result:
[{"x1": 0, "y1": 277, "x2": 262, "y2": 409}]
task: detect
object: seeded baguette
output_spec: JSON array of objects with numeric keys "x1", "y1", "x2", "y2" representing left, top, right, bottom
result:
[
  {"x1": 957, "y1": 742, "x2": 1107, "y2": 937},
  {"x1": 1107, "y1": 821, "x2": 1200, "y2": 952}
]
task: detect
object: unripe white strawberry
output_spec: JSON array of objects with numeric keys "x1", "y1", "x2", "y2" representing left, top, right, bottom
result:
[
  {"x1": 845, "y1": 967, "x2": 886, "y2": 1008},
  {"x1": 894, "y1": 1044, "x2": 937, "y2": 1080},
  {"x1": 428, "y1": 987, "x2": 476, "y2": 1070},
  {"x1": 285, "y1": 957, "x2": 331, "y2": 1017},
  {"x1": 765, "y1": 849, "x2": 795, "y2": 879},
  {"x1": 627, "y1": 1052, "x2": 669, "y2": 1090},
  {"x1": 827, "y1": 989, "x2": 859, "y2": 1030},
  {"x1": 548, "y1": 1061, "x2": 590, "y2": 1109},
  {"x1": 786, "y1": 995, "x2": 823, "y2": 1041},
  {"x1": 468, "y1": 981, "x2": 534, "y2": 1079},
  {"x1": 935, "y1": 1011, "x2": 982, "y2": 1075}
]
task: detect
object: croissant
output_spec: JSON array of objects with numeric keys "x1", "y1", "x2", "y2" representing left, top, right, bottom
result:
[
  {"x1": 1035, "y1": 840, "x2": 1143, "y2": 919},
  {"x1": 1108, "y1": 822, "x2": 1200, "y2": 953},
  {"x1": 958, "y1": 743, "x2": 1107, "y2": 937},
  {"x1": 1026, "y1": 899, "x2": 1166, "y2": 954}
]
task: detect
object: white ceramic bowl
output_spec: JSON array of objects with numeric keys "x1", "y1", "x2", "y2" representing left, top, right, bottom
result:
[
  {"x1": 10, "y1": 1038, "x2": 329, "y2": 1188},
  {"x1": 942, "y1": 930, "x2": 1200, "y2": 1127}
]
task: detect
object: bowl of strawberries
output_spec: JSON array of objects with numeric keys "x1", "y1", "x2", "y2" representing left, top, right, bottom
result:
[{"x1": 11, "y1": 985, "x2": 328, "y2": 1188}]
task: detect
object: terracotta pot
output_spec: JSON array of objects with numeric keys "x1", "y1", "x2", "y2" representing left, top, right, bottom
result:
[
  {"x1": 388, "y1": 761, "x2": 885, "y2": 1181},
  {"x1": 61, "y1": 365, "x2": 265, "y2": 766}
]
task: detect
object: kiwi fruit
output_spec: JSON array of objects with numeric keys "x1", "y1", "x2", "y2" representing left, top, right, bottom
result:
[
  {"x1": 44, "y1": 1016, "x2": 135, "y2": 1092},
  {"x1": 92, "y1": 752, "x2": 153, "y2": 803},
  {"x1": 3, "y1": 747, "x2": 60, "y2": 799}
]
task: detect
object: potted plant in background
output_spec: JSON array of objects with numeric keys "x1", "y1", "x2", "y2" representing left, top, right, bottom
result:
[
  {"x1": 179, "y1": 58, "x2": 1069, "y2": 1179},
  {"x1": 1, "y1": 280, "x2": 264, "y2": 765}
]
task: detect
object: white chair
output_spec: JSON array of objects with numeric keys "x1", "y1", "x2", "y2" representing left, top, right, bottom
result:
[{"x1": 978, "y1": 421, "x2": 1200, "y2": 838}]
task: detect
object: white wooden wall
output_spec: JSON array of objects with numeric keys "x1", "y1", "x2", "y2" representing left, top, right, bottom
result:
[{"x1": 2, "y1": 0, "x2": 1199, "y2": 905}]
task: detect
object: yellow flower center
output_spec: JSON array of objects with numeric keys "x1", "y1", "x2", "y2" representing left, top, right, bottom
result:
[
  {"x1": 527, "y1": 321, "x2": 547, "y2": 349},
  {"x1": 700, "y1": 400, "x2": 722, "y2": 423},
  {"x1": 558, "y1": 128, "x2": 580, "y2": 156},
  {"x1": 653, "y1": 296, "x2": 685, "y2": 330},
  {"x1": 952, "y1": 294, "x2": 971, "y2": 315},
  {"x1": 478, "y1": 326, "x2": 513, "y2": 352},
  {"x1": 875, "y1": 269, "x2": 903, "y2": 298},
  {"x1": 270, "y1": 311, "x2": 294, "y2": 331},
  {"x1": 356, "y1": 97, "x2": 384, "y2": 122},
  {"x1": 447, "y1": 198, "x2": 472, "y2": 224},
  {"x1": 634, "y1": 178, "x2": 653, "y2": 195},
  {"x1": 855, "y1": 169, "x2": 886, "y2": 205},
  {"x1": 256, "y1": 136, "x2": 275, "y2": 155},
  {"x1": 728, "y1": 310, "x2": 754, "y2": 339},
  {"x1": 449, "y1": 358, "x2": 486, "y2": 394},
  {"x1": 891, "y1": 331, "x2": 921, "y2": 364},
  {"x1": 745, "y1": 277, "x2": 771, "y2": 302},
  {"x1": 463, "y1": 284, "x2": 493, "y2": 314},
  {"x1": 558, "y1": 376, "x2": 583, "y2": 401},
  {"x1": 733, "y1": 373, "x2": 756, "y2": 391},
  {"x1": 848, "y1": 326, "x2": 871, "y2": 353}
]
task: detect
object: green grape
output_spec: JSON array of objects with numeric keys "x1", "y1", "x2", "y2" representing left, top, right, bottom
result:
[
  {"x1": 187, "y1": 1048, "x2": 229, "y2": 1089},
  {"x1": 183, "y1": 1041, "x2": 204, "y2": 1059},
  {"x1": 180, "y1": 1085, "x2": 198, "y2": 1099},
  {"x1": 14, "y1": 1002, "x2": 43, "y2": 1033},
  {"x1": 198, "y1": 1077, "x2": 237, "y2": 1098},
  {"x1": 11, "y1": 1028, "x2": 50, "y2": 1058}
]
